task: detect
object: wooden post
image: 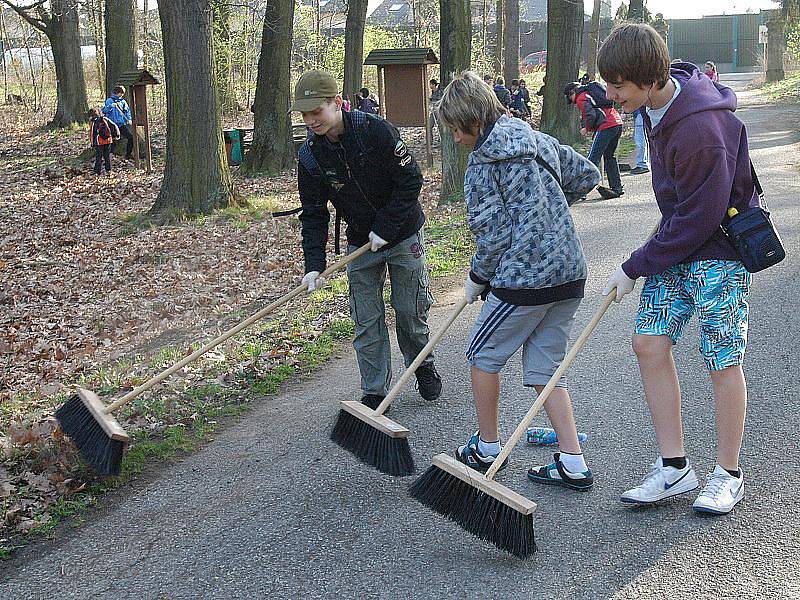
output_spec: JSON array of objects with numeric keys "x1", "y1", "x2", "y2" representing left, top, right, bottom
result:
[
  {"x1": 423, "y1": 66, "x2": 433, "y2": 169},
  {"x1": 129, "y1": 91, "x2": 141, "y2": 169},
  {"x1": 377, "y1": 66, "x2": 385, "y2": 117}
]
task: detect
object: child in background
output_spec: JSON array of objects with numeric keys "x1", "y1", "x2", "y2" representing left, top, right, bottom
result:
[
  {"x1": 357, "y1": 87, "x2": 379, "y2": 114},
  {"x1": 704, "y1": 61, "x2": 719, "y2": 82},
  {"x1": 88, "y1": 107, "x2": 120, "y2": 176},
  {"x1": 436, "y1": 70, "x2": 601, "y2": 490}
]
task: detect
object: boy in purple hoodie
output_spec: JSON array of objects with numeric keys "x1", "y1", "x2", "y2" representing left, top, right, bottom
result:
[{"x1": 598, "y1": 24, "x2": 758, "y2": 515}]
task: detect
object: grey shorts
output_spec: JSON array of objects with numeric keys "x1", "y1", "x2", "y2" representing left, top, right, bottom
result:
[{"x1": 465, "y1": 294, "x2": 581, "y2": 387}]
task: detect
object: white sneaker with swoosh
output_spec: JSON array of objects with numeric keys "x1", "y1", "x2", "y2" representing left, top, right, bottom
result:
[
  {"x1": 620, "y1": 457, "x2": 699, "y2": 504},
  {"x1": 692, "y1": 465, "x2": 744, "y2": 515}
]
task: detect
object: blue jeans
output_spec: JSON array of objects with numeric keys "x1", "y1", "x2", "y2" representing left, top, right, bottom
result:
[
  {"x1": 587, "y1": 125, "x2": 622, "y2": 192},
  {"x1": 634, "y1": 112, "x2": 649, "y2": 169}
]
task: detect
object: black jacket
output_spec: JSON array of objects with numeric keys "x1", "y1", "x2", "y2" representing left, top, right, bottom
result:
[{"x1": 297, "y1": 110, "x2": 425, "y2": 273}]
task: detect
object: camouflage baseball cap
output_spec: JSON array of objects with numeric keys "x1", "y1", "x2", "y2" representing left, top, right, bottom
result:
[{"x1": 290, "y1": 70, "x2": 339, "y2": 112}]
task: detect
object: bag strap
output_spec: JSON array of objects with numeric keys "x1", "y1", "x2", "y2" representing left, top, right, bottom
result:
[
  {"x1": 750, "y1": 161, "x2": 764, "y2": 202},
  {"x1": 535, "y1": 155, "x2": 562, "y2": 187}
]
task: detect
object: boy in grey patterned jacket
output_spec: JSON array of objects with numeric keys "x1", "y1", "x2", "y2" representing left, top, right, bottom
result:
[{"x1": 436, "y1": 71, "x2": 601, "y2": 489}]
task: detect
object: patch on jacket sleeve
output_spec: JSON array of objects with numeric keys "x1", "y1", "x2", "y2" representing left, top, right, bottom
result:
[
  {"x1": 399, "y1": 154, "x2": 412, "y2": 166},
  {"x1": 394, "y1": 140, "x2": 407, "y2": 157}
]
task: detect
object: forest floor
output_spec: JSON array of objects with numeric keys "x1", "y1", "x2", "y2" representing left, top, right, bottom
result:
[{"x1": 0, "y1": 108, "x2": 473, "y2": 557}]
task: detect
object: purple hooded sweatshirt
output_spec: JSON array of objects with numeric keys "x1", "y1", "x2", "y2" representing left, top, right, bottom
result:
[{"x1": 622, "y1": 63, "x2": 759, "y2": 279}]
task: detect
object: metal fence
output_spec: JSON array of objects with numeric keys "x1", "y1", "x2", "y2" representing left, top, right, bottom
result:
[{"x1": 668, "y1": 11, "x2": 769, "y2": 72}]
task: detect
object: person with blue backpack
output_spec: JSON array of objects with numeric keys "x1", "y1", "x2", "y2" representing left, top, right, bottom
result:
[
  {"x1": 291, "y1": 70, "x2": 442, "y2": 412},
  {"x1": 102, "y1": 85, "x2": 133, "y2": 159}
]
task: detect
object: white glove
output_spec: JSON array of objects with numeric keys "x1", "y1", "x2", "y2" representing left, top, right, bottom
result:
[
  {"x1": 301, "y1": 271, "x2": 326, "y2": 293},
  {"x1": 368, "y1": 231, "x2": 388, "y2": 252},
  {"x1": 464, "y1": 275, "x2": 487, "y2": 304},
  {"x1": 602, "y1": 266, "x2": 636, "y2": 302}
]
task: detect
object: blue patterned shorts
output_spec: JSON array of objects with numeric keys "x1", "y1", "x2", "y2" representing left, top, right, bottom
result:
[{"x1": 635, "y1": 260, "x2": 751, "y2": 371}]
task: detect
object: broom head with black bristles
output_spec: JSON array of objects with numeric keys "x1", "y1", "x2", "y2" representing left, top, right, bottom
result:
[
  {"x1": 330, "y1": 400, "x2": 414, "y2": 476},
  {"x1": 55, "y1": 388, "x2": 130, "y2": 476},
  {"x1": 409, "y1": 453, "x2": 537, "y2": 558}
]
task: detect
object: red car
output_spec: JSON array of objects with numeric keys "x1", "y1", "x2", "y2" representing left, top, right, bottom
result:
[{"x1": 521, "y1": 51, "x2": 547, "y2": 73}]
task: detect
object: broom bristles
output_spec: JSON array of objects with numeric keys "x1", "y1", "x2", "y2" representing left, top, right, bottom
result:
[
  {"x1": 409, "y1": 464, "x2": 537, "y2": 558},
  {"x1": 330, "y1": 409, "x2": 414, "y2": 476},
  {"x1": 56, "y1": 394, "x2": 126, "y2": 476}
]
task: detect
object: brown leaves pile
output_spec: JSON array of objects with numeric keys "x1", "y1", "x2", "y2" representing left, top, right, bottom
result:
[{"x1": 0, "y1": 110, "x2": 447, "y2": 547}]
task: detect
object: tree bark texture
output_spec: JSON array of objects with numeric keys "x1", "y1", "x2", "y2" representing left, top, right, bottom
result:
[
  {"x1": 492, "y1": 0, "x2": 503, "y2": 75},
  {"x1": 439, "y1": 0, "x2": 471, "y2": 203},
  {"x1": 343, "y1": 0, "x2": 368, "y2": 104},
  {"x1": 243, "y1": 0, "x2": 295, "y2": 175},
  {"x1": 152, "y1": 0, "x2": 239, "y2": 216},
  {"x1": 212, "y1": 0, "x2": 236, "y2": 112},
  {"x1": 104, "y1": 0, "x2": 137, "y2": 96},
  {"x1": 586, "y1": 0, "x2": 601, "y2": 81},
  {"x1": 501, "y1": 0, "x2": 518, "y2": 84},
  {"x1": 627, "y1": 0, "x2": 644, "y2": 21},
  {"x1": 766, "y1": 16, "x2": 786, "y2": 83},
  {"x1": 540, "y1": 0, "x2": 582, "y2": 144}
]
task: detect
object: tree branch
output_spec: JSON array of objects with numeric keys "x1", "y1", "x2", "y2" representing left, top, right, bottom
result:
[{"x1": 0, "y1": 0, "x2": 49, "y2": 32}]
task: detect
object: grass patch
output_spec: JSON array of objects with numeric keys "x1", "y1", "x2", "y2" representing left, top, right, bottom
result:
[
  {"x1": 424, "y1": 210, "x2": 473, "y2": 277},
  {"x1": 758, "y1": 71, "x2": 800, "y2": 103}
]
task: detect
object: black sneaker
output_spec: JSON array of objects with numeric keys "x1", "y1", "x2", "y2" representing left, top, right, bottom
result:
[
  {"x1": 415, "y1": 362, "x2": 442, "y2": 401},
  {"x1": 360, "y1": 394, "x2": 386, "y2": 412},
  {"x1": 527, "y1": 453, "x2": 594, "y2": 491},
  {"x1": 597, "y1": 186, "x2": 624, "y2": 200},
  {"x1": 630, "y1": 166, "x2": 650, "y2": 175}
]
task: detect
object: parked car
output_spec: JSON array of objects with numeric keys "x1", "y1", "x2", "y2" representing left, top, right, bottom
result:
[{"x1": 520, "y1": 51, "x2": 547, "y2": 73}]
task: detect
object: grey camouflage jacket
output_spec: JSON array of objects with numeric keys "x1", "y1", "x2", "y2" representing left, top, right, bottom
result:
[{"x1": 465, "y1": 115, "x2": 601, "y2": 290}]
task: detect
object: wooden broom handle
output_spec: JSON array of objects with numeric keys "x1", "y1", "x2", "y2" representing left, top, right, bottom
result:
[
  {"x1": 484, "y1": 220, "x2": 661, "y2": 480},
  {"x1": 104, "y1": 242, "x2": 372, "y2": 414},
  {"x1": 374, "y1": 297, "x2": 469, "y2": 416},
  {"x1": 484, "y1": 292, "x2": 615, "y2": 480}
]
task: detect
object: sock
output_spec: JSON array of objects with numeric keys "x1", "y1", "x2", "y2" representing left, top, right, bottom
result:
[
  {"x1": 723, "y1": 466, "x2": 741, "y2": 478},
  {"x1": 662, "y1": 456, "x2": 687, "y2": 470},
  {"x1": 478, "y1": 437, "x2": 501, "y2": 456},
  {"x1": 558, "y1": 451, "x2": 587, "y2": 473}
]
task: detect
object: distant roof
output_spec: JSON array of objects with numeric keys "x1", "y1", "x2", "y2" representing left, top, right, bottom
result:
[
  {"x1": 115, "y1": 69, "x2": 160, "y2": 86},
  {"x1": 364, "y1": 48, "x2": 439, "y2": 66}
]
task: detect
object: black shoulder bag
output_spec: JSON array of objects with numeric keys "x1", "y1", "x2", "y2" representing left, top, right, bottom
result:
[{"x1": 721, "y1": 162, "x2": 785, "y2": 273}]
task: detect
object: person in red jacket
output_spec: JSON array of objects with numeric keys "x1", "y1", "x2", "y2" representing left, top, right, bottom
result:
[{"x1": 565, "y1": 81, "x2": 624, "y2": 199}]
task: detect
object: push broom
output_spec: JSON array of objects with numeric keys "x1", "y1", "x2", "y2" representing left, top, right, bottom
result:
[
  {"x1": 410, "y1": 224, "x2": 659, "y2": 558},
  {"x1": 409, "y1": 291, "x2": 616, "y2": 558},
  {"x1": 330, "y1": 297, "x2": 469, "y2": 477},
  {"x1": 55, "y1": 242, "x2": 372, "y2": 476}
]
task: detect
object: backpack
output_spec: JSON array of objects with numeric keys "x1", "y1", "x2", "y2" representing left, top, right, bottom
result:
[
  {"x1": 581, "y1": 81, "x2": 614, "y2": 108},
  {"x1": 95, "y1": 118, "x2": 112, "y2": 143},
  {"x1": 583, "y1": 95, "x2": 608, "y2": 131}
]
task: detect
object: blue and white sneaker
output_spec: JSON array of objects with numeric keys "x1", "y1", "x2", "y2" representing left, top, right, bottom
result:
[
  {"x1": 454, "y1": 431, "x2": 509, "y2": 473},
  {"x1": 620, "y1": 457, "x2": 698, "y2": 504},
  {"x1": 527, "y1": 453, "x2": 594, "y2": 491}
]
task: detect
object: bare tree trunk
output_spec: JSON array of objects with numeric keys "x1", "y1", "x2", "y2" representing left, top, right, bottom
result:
[
  {"x1": 104, "y1": 0, "x2": 136, "y2": 95},
  {"x1": 88, "y1": 0, "x2": 105, "y2": 98},
  {"x1": 493, "y1": 0, "x2": 503, "y2": 75},
  {"x1": 501, "y1": 0, "x2": 518, "y2": 84},
  {"x1": 587, "y1": 0, "x2": 601, "y2": 81},
  {"x1": 766, "y1": 15, "x2": 786, "y2": 82},
  {"x1": 540, "y1": 0, "x2": 582, "y2": 144},
  {"x1": 628, "y1": 0, "x2": 644, "y2": 21},
  {"x1": 212, "y1": 0, "x2": 235, "y2": 112},
  {"x1": 152, "y1": 0, "x2": 239, "y2": 216},
  {"x1": 343, "y1": 0, "x2": 368, "y2": 104},
  {"x1": 242, "y1": 0, "x2": 295, "y2": 174},
  {"x1": 439, "y1": 0, "x2": 471, "y2": 204},
  {"x1": 49, "y1": 0, "x2": 89, "y2": 126}
]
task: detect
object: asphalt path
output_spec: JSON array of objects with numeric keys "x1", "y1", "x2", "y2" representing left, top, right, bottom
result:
[{"x1": 2, "y1": 72, "x2": 799, "y2": 598}]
